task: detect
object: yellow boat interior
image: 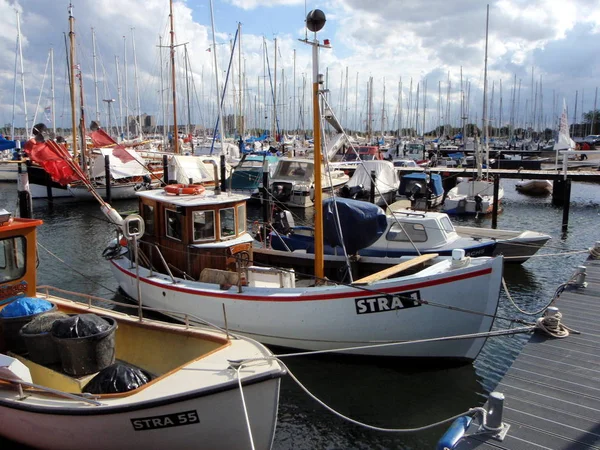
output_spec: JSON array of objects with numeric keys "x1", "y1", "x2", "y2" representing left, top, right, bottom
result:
[{"x1": 0, "y1": 215, "x2": 229, "y2": 397}]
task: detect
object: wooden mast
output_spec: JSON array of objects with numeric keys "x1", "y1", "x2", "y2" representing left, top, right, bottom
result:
[
  {"x1": 169, "y1": 0, "x2": 179, "y2": 154},
  {"x1": 68, "y1": 3, "x2": 78, "y2": 158},
  {"x1": 302, "y1": 10, "x2": 328, "y2": 280}
]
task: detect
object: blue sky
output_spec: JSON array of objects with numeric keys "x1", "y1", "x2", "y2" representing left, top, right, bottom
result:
[{"x1": 1, "y1": 0, "x2": 599, "y2": 136}]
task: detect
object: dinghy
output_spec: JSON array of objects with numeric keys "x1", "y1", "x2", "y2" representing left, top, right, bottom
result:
[{"x1": 515, "y1": 179, "x2": 553, "y2": 196}]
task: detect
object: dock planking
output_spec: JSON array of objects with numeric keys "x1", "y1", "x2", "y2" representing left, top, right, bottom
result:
[
  {"x1": 455, "y1": 257, "x2": 600, "y2": 450},
  {"x1": 396, "y1": 166, "x2": 600, "y2": 182}
]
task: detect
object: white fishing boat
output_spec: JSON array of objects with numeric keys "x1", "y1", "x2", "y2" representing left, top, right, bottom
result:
[
  {"x1": 0, "y1": 212, "x2": 284, "y2": 450},
  {"x1": 515, "y1": 179, "x2": 553, "y2": 196},
  {"x1": 104, "y1": 184, "x2": 503, "y2": 361},
  {"x1": 454, "y1": 225, "x2": 551, "y2": 264}
]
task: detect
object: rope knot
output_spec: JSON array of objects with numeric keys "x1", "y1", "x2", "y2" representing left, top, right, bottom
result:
[{"x1": 535, "y1": 310, "x2": 570, "y2": 338}]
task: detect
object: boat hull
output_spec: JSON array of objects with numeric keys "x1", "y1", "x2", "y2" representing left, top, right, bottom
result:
[
  {"x1": 0, "y1": 376, "x2": 280, "y2": 450},
  {"x1": 515, "y1": 180, "x2": 552, "y2": 196},
  {"x1": 110, "y1": 256, "x2": 503, "y2": 361}
]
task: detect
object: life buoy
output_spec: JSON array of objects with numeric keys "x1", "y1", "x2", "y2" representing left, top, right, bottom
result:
[{"x1": 164, "y1": 184, "x2": 205, "y2": 196}]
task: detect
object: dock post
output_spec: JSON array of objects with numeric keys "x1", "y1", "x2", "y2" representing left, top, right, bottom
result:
[
  {"x1": 162, "y1": 154, "x2": 169, "y2": 184},
  {"x1": 262, "y1": 170, "x2": 269, "y2": 244},
  {"x1": 369, "y1": 170, "x2": 376, "y2": 204},
  {"x1": 220, "y1": 154, "x2": 226, "y2": 192},
  {"x1": 104, "y1": 154, "x2": 112, "y2": 203},
  {"x1": 561, "y1": 178, "x2": 571, "y2": 232},
  {"x1": 491, "y1": 175, "x2": 500, "y2": 229},
  {"x1": 17, "y1": 163, "x2": 32, "y2": 219}
]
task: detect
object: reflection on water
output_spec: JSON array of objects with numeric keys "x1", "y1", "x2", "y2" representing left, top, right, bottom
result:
[{"x1": 1, "y1": 179, "x2": 599, "y2": 449}]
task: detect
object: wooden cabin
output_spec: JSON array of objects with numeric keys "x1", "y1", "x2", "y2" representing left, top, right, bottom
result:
[{"x1": 136, "y1": 190, "x2": 254, "y2": 281}]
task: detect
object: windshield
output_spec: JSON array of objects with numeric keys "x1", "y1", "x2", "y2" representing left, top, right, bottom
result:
[{"x1": 273, "y1": 161, "x2": 314, "y2": 180}]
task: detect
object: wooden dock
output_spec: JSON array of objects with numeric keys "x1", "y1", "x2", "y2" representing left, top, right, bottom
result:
[{"x1": 454, "y1": 256, "x2": 600, "y2": 450}]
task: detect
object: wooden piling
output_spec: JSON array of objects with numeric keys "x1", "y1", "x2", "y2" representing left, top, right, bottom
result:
[
  {"x1": 492, "y1": 175, "x2": 500, "y2": 229},
  {"x1": 17, "y1": 163, "x2": 32, "y2": 219},
  {"x1": 104, "y1": 154, "x2": 112, "y2": 203},
  {"x1": 369, "y1": 170, "x2": 376, "y2": 204},
  {"x1": 162, "y1": 154, "x2": 169, "y2": 185},
  {"x1": 561, "y1": 178, "x2": 571, "y2": 232}
]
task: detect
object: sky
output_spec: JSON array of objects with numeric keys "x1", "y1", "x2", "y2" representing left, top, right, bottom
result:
[{"x1": 1, "y1": 0, "x2": 600, "y2": 137}]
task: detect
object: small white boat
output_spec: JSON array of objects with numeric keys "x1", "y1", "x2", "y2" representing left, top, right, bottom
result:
[
  {"x1": 339, "y1": 160, "x2": 399, "y2": 206},
  {"x1": 454, "y1": 225, "x2": 551, "y2": 264},
  {"x1": 0, "y1": 214, "x2": 284, "y2": 450},
  {"x1": 443, "y1": 179, "x2": 504, "y2": 216},
  {"x1": 515, "y1": 179, "x2": 553, "y2": 196}
]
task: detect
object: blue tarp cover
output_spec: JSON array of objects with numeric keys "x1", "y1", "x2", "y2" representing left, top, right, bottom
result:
[
  {"x1": 0, "y1": 297, "x2": 54, "y2": 318},
  {"x1": 322, "y1": 198, "x2": 388, "y2": 254},
  {"x1": 399, "y1": 173, "x2": 444, "y2": 196}
]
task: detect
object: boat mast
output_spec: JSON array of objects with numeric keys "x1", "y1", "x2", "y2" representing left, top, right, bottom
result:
[
  {"x1": 50, "y1": 48, "x2": 56, "y2": 136},
  {"x1": 209, "y1": 0, "x2": 225, "y2": 156},
  {"x1": 302, "y1": 9, "x2": 327, "y2": 279},
  {"x1": 115, "y1": 55, "x2": 123, "y2": 138},
  {"x1": 132, "y1": 28, "x2": 142, "y2": 138},
  {"x1": 158, "y1": 36, "x2": 167, "y2": 147},
  {"x1": 481, "y1": 4, "x2": 490, "y2": 179},
  {"x1": 68, "y1": 4, "x2": 78, "y2": 158},
  {"x1": 169, "y1": 0, "x2": 180, "y2": 154},
  {"x1": 123, "y1": 36, "x2": 129, "y2": 140},
  {"x1": 15, "y1": 11, "x2": 29, "y2": 137},
  {"x1": 92, "y1": 28, "x2": 100, "y2": 123}
]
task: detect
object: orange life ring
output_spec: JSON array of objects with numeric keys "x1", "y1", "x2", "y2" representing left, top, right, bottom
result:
[{"x1": 164, "y1": 184, "x2": 205, "y2": 196}]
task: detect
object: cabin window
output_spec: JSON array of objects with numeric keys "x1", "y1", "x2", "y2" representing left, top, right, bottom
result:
[
  {"x1": 220, "y1": 208, "x2": 236, "y2": 239},
  {"x1": 237, "y1": 204, "x2": 246, "y2": 234},
  {"x1": 165, "y1": 209, "x2": 182, "y2": 241},
  {"x1": 193, "y1": 210, "x2": 215, "y2": 241},
  {"x1": 440, "y1": 217, "x2": 454, "y2": 233},
  {"x1": 142, "y1": 204, "x2": 155, "y2": 235},
  {"x1": 0, "y1": 236, "x2": 26, "y2": 283},
  {"x1": 386, "y1": 222, "x2": 428, "y2": 243}
]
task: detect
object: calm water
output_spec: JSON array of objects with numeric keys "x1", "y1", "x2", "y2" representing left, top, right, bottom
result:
[{"x1": 1, "y1": 179, "x2": 599, "y2": 449}]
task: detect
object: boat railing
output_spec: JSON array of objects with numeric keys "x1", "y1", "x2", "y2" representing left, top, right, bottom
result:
[
  {"x1": 36, "y1": 285, "x2": 236, "y2": 338},
  {"x1": 0, "y1": 374, "x2": 103, "y2": 406},
  {"x1": 144, "y1": 242, "x2": 177, "y2": 283}
]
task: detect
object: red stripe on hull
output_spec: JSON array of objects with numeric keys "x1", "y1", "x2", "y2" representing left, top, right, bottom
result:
[{"x1": 112, "y1": 261, "x2": 492, "y2": 302}]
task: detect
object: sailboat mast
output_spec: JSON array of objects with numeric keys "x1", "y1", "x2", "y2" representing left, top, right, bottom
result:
[
  {"x1": 92, "y1": 28, "x2": 100, "y2": 123},
  {"x1": 50, "y1": 47, "x2": 56, "y2": 136},
  {"x1": 481, "y1": 4, "x2": 490, "y2": 179},
  {"x1": 169, "y1": 0, "x2": 179, "y2": 154},
  {"x1": 132, "y1": 28, "x2": 142, "y2": 138},
  {"x1": 158, "y1": 36, "x2": 166, "y2": 147},
  {"x1": 68, "y1": 4, "x2": 78, "y2": 158},
  {"x1": 115, "y1": 56, "x2": 123, "y2": 138},
  {"x1": 311, "y1": 37, "x2": 323, "y2": 279},
  {"x1": 209, "y1": 0, "x2": 225, "y2": 155},
  {"x1": 16, "y1": 11, "x2": 29, "y2": 137}
]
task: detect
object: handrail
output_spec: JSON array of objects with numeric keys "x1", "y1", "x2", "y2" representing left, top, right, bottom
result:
[
  {"x1": 36, "y1": 285, "x2": 235, "y2": 338},
  {"x1": 138, "y1": 241, "x2": 177, "y2": 284},
  {"x1": 0, "y1": 375, "x2": 103, "y2": 406}
]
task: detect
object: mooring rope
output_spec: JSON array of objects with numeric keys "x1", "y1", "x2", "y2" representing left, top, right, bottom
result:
[
  {"x1": 231, "y1": 363, "x2": 256, "y2": 450},
  {"x1": 535, "y1": 310, "x2": 578, "y2": 338}
]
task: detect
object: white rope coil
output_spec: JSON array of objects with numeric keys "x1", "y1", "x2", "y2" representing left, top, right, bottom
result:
[
  {"x1": 589, "y1": 245, "x2": 600, "y2": 260},
  {"x1": 535, "y1": 311, "x2": 571, "y2": 338}
]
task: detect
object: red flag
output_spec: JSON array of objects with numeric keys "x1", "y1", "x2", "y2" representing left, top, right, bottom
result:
[
  {"x1": 23, "y1": 138, "x2": 81, "y2": 185},
  {"x1": 89, "y1": 128, "x2": 135, "y2": 163}
]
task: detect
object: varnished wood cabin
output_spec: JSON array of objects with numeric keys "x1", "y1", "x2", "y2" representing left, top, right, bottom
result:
[{"x1": 136, "y1": 189, "x2": 253, "y2": 280}]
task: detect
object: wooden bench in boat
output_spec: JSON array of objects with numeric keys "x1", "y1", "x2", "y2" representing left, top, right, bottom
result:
[{"x1": 352, "y1": 253, "x2": 439, "y2": 285}]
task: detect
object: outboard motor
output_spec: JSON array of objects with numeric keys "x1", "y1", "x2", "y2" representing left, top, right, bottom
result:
[
  {"x1": 272, "y1": 182, "x2": 293, "y2": 202},
  {"x1": 271, "y1": 208, "x2": 295, "y2": 235},
  {"x1": 474, "y1": 194, "x2": 483, "y2": 212}
]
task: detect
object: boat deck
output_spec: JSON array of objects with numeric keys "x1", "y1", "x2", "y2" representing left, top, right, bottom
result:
[{"x1": 455, "y1": 256, "x2": 600, "y2": 449}]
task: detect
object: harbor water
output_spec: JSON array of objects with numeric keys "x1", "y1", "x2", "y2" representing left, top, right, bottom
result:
[{"x1": 1, "y1": 178, "x2": 599, "y2": 449}]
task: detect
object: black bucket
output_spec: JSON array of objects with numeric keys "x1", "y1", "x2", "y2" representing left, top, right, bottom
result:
[
  {"x1": 52, "y1": 316, "x2": 118, "y2": 377},
  {"x1": 0, "y1": 303, "x2": 57, "y2": 354},
  {"x1": 19, "y1": 330, "x2": 60, "y2": 366}
]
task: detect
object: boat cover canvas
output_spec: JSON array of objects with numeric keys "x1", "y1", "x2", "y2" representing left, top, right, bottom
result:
[
  {"x1": 346, "y1": 160, "x2": 399, "y2": 191},
  {"x1": 90, "y1": 148, "x2": 150, "y2": 180},
  {"x1": 399, "y1": 173, "x2": 444, "y2": 196},
  {"x1": 168, "y1": 155, "x2": 214, "y2": 184},
  {"x1": 322, "y1": 197, "x2": 388, "y2": 254}
]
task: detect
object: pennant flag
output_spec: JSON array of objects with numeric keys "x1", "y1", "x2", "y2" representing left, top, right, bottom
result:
[
  {"x1": 23, "y1": 138, "x2": 81, "y2": 185},
  {"x1": 206, "y1": 47, "x2": 211, "y2": 52},
  {"x1": 89, "y1": 128, "x2": 135, "y2": 163}
]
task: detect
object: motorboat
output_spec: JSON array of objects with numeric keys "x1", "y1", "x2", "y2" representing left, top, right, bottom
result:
[
  {"x1": 0, "y1": 212, "x2": 284, "y2": 450},
  {"x1": 339, "y1": 160, "x2": 399, "y2": 206},
  {"x1": 227, "y1": 154, "x2": 279, "y2": 199},
  {"x1": 443, "y1": 179, "x2": 504, "y2": 216},
  {"x1": 269, "y1": 158, "x2": 349, "y2": 208},
  {"x1": 397, "y1": 172, "x2": 444, "y2": 209},
  {"x1": 454, "y1": 225, "x2": 551, "y2": 264}
]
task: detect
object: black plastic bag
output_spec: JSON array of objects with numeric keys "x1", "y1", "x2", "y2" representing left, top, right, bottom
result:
[
  {"x1": 21, "y1": 312, "x2": 69, "y2": 334},
  {"x1": 83, "y1": 363, "x2": 152, "y2": 394},
  {"x1": 51, "y1": 314, "x2": 111, "y2": 339}
]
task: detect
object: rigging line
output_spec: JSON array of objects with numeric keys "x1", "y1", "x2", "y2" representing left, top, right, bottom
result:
[
  {"x1": 319, "y1": 92, "x2": 422, "y2": 255},
  {"x1": 266, "y1": 359, "x2": 487, "y2": 433},
  {"x1": 36, "y1": 241, "x2": 117, "y2": 295}
]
